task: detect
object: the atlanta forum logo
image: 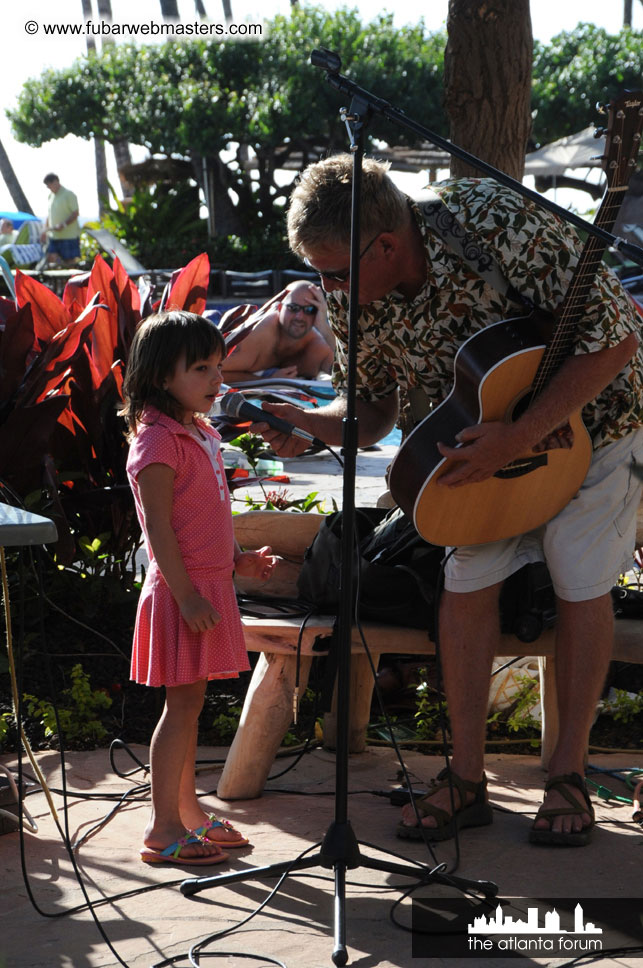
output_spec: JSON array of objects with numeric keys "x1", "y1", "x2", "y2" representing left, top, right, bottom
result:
[
  {"x1": 410, "y1": 896, "x2": 643, "y2": 959},
  {"x1": 468, "y1": 901, "x2": 602, "y2": 955}
]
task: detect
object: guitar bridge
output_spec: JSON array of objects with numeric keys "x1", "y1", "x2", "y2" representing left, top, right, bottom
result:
[{"x1": 494, "y1": 454, "x2": 548, "y2": 479}]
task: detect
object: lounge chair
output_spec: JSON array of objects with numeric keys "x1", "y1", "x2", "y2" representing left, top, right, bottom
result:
[
  {"x1": 0, "y1": 219, "x2": 45, "y2": 268},
  {"x1": 82, "y1": 227, "x2": 147, "y2": 276}
]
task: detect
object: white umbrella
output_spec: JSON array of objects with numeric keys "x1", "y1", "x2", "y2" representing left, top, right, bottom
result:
[{"x1": 523, "y1": 126, "x2": 605, "y2": 175}]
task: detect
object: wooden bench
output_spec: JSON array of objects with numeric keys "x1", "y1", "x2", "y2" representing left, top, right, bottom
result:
[{"x1": 217, "y1": 510, "x2": 643, "y2": 800}]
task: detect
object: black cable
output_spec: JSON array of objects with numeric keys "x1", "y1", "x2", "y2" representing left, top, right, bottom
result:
[
  {"x1": 324, "y1": 442, "x2": 344, "y2": 468},
  {"x1": 8, "y1": 544, "x2": 132, "y2": 968},
  {"x1": 351, "y1": 537, "x2": 462, "y2": 870},
  {"x1": 151, "y1": 842, "x2": 324, "y2": 968}
]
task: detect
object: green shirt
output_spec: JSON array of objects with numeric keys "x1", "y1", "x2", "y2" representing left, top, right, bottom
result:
[
  {"x1": 48, "y1": 185, "x2": 80, "y2": 240},
  {"x1": 327, "y1": 177, "x2": 643, "y2": 448}
]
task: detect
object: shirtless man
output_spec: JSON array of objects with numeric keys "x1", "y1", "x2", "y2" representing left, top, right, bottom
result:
[{"x1": 221, "y1": 281, "x2": 334, "y2": 383}]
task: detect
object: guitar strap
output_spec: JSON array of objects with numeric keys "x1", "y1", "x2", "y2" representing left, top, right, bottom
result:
[
  {"x1": 406, "y1": 190, "x2": 532, "y2": 424},
  {"x1": 415, "y1": 188, "x2": 529, "y2": 309}
]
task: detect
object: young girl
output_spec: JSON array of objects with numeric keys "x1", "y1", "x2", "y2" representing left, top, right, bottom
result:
[{"x1": 122, "y1": 310, "x2": 276, "y2": 866}]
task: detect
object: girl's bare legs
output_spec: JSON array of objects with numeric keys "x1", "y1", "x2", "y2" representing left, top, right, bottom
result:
[
  {"x1": 178, "y1": 719, "x2": 248, "y2": 845},
  {"x1": 144, "y1": 680, "x2": 223, "y2": 859}
]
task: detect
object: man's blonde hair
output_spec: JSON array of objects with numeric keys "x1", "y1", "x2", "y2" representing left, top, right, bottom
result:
[{"x1": 287, "y1": 154, "x2": 409, "y2": 255}]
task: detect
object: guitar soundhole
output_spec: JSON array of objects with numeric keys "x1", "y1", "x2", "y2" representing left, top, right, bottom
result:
[{"x1": 508, "y1": 390, "x2": 534, "y2": 423}]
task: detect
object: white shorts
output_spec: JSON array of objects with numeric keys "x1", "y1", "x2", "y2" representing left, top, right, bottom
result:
[{"x1": 443, "y1": 428, "x2": 643, "y2": 602}]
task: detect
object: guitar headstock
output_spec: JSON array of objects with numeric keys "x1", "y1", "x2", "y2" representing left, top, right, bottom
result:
[{"x1": 597, "y1": 91, "x2": 643, "y2": 189}]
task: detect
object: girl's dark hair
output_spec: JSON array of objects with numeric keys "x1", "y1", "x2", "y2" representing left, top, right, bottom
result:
[{"x1": 121, "y1": 310, "x2": 225, "y2": 436}]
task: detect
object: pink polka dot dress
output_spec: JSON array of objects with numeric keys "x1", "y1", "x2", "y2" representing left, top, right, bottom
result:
[{"x1": 127, "y1": 408, "x2": 249, "y2": 687}]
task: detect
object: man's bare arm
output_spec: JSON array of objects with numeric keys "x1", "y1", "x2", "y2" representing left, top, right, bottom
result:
[
  {"x1": 252, "y1": 390, "x2": 399, "y2": 457},
  {"x1": 221, "y1": 313, "x2": 280, "y2": 382}
]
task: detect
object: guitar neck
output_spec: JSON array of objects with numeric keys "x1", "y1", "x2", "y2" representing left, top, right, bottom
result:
[
  {"x1": 532, "y1": 90, "x2": 643, "y2": 393},
  {"x1": 533, "y1": 186, "x2": 625, "y2": 392}
]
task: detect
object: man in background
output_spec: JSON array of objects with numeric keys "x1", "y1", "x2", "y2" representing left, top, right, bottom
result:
[
  {"x1": 41, "y1": 173, "x2": 81, "y2": 265},
  {"x1": 0, "y1": 219, "x2": 15, "y2": 246},
  {"x1": 221, "y1": 280, "x2": 334, "y2": 383}
]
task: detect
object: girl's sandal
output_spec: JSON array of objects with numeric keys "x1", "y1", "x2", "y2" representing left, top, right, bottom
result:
[
  {"x1": 192, "y1": 813, "x2": 250, "y2": 848},
  {"x1": 529, "y1": 772, "x2": 595, "y2": 847},
  {"x1": 140, "y1": 832, "x2": 229, "y2": 866},
  {"x1": 396, "y1": 769, "x2": 493, "y2": 841}
]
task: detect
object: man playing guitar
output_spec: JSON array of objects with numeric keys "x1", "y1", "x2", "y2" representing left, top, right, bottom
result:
[{"x1": 253, "y1": 152, "x2": 643, "y2": 847}]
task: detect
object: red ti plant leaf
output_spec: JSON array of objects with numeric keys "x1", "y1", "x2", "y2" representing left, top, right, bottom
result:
[
  {"x1": 62, "y1": 270, "x2": 92, "y2": 321},
  {"x1": 14, "y1": 270, "x2": 71, "y2": 349},
  {"x1": 85, "y1": 255, "x2": 119, "y2": 385},
  {"x1": 0, "y1": 304, "x2": 35, "y2": 402},
  {"x1": 16, "y1": 295, "x2": 101, "y2": 408},
  {"x1": 0, "y1": 295, "x2": 18, "y2": 326},
  {"x1": 111, "y1": 359, "x2": 124, "y2": 400},
  {"x1": 0, "y1": 396, "x2": 70, "y2": 494},
  {"x1": 112, "y1": 256, "x2": 141, "y2": 355},
  {"x1": 161, "y1": 252, "x2": 210, "y2": 315}
]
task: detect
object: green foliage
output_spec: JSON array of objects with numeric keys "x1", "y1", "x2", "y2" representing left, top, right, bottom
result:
[
  {"x1": 240, "y1": 488, "x2": 330, "y2": 513},
  {"x1": 24, "y1": 664, "x2": 112, "y2": 745},
  {"x1": 226, "y1": 433, "x2": 332, "y2": 512},
  {"x1": 532, "y1": 24, "x2": 643, "y2": 145},
  {"x1": 501, "y1": 673, "x2": 541, "y2": 734},
  {"x1": 414, "y1": 667, "x2": 541, "y2": 742},
  {"x1": 0, "y1": 712, "x2": 13, "y2": 746},
  {"x1": 206, "y1": 228, "x2": 299, "y2": 273},
  {"x1": 10, "y1": 14, "x2": 642, "y2": 240},
  {"x1": 602, "y1": 688, "x2": 643, "y2": 724},
  {"x1": 8, "y1": 7, "x2": 446, "y2": 236},
  {"x1": 209, "y1": 704, "x2": 243, "y2": 744},
  {"x1": 89, "y1": 182, "x2": 208, "y2": 269},
  {"x1": 414, "y1": 673, "x2": 446, "y2": 740},
  {"x1": 228, "y1": 433, "x2": 267, "y2": 469}
]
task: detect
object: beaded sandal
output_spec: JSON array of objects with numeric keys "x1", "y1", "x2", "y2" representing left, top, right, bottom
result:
[
  {"x1": 192, "y1": 813, "x2": 250, "y2": 848},
  {"x1": 140, "y1": 832, "x2": 229, "y2": 866}
]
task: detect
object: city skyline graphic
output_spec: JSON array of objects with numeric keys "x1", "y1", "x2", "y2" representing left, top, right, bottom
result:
[{"x1": 469, "y1": 903, "x2": 603, "y2": 935}]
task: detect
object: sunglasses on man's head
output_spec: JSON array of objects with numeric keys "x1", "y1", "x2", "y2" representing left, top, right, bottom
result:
[{"x1": 284, "y1": 302, "x2": 317, "y2": 315}]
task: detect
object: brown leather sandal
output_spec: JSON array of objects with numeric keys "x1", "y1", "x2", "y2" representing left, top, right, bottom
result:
[
  {"x1": 396, "y1": 768, "x2": 493, "y2": 841},
  {"x1": 529, "y1": 771, "x2": 595, "y2": 847}
]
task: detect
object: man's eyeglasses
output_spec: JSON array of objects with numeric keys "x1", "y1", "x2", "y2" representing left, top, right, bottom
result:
[
  {"x1": 284, "y1": 302, "x2": 317, "y2": 315},
  {"x1": 303, "y1": 232, "x2": 384, "y2": 284}
]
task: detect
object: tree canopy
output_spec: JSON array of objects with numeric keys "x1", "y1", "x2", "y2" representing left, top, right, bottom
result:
[
  {"x1": 531, "y1": 24, "x2": 643, "y2": 145},
  {"x1": 7, "y1": 9, "x2": 643, "y2": 239},
  {"x1": 8, "y1": 7, "x2": 446, "y2": 236}
]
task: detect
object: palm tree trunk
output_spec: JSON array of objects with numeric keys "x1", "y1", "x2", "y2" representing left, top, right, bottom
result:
[
  {"x1": 82, "y1": 0, "x2": 109, "y2": 214},
  {"x1": 0, "y1": 138, "x2": 34, "y2": 213},
  {"x1": 160, "y1": 0, "x2": 180, "y2": 18},
  {"x1": 95, "y1": 0, "x2": 134, "y2": 199}
]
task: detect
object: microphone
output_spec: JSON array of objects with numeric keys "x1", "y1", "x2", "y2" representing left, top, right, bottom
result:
[{"x1": 219, "y1": 391, "x2": 326, "y2": 449}]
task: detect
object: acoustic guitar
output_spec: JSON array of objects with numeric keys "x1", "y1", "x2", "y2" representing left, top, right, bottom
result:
[{"x1": 389, "y1": 91, "x2": 643, "y2": 547}]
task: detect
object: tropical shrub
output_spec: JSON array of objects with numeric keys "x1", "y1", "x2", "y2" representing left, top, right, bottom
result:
[{"x1": 0, "y1": 251, "x2": 211, "y2": 567}]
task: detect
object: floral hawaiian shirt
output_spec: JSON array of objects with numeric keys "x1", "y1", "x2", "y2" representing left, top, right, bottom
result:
[{"x1": 327, "y1": 178, "x2": 643, "y2": 448}]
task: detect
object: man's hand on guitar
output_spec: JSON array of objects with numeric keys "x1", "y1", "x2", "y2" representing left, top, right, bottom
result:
[{"x1": 436, "y1": 421, "x2": 524, "y2": 487}]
